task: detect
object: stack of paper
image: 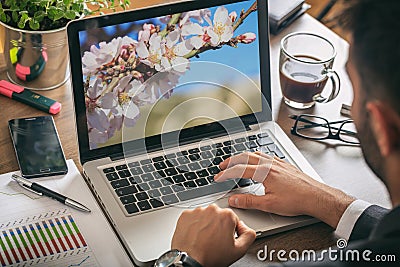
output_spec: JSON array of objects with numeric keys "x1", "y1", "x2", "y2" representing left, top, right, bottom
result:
[{"x1": 0, "y1": 160, "x2": 133, "y2": 267}]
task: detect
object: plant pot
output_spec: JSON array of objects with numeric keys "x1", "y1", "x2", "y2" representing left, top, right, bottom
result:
[{"x1": 0, "y1": 21, "x2": 70, "y2": 90}]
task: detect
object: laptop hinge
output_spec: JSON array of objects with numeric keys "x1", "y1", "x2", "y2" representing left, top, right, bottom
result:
[
  {"x1": 109, "y1": 153, "x2": 126, "y2": 162},
  {"x1": 109, "y1": 125, "x2": 252, "y2": 162}
]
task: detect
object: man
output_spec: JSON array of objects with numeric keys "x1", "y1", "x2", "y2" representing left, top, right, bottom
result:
[{"x1": 163, "y1": 0, "x2": 400, "y2": 266}]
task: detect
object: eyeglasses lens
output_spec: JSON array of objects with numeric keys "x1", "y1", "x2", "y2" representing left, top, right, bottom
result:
[
  {"x1": 296, "y1": 116, "x2": 330, "y2": 139},
  {"x1": 339, "y1": 121, "x2": 359, "y2": 144}
]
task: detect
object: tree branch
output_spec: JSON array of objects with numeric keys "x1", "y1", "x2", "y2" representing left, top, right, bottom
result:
[
  {"x1": 184, "y1": 1, "x2": 257, "y2": 60},
  {"x1": 233, "y1": 1, "x2": 257, "y2": 31},
  {"x1": 159, "y1": 13, "x2": 181, "y2": 38}
]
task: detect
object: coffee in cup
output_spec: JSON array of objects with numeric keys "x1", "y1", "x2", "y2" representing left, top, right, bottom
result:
[{"x1": 279, "y1": 33, "x2": 340, "y2": 109}]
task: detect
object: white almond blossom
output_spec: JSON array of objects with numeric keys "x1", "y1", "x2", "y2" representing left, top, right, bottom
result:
[
  {"x1": 138, "y1": 23, "x2": 156, "y2": 42},
  {"x1": 160, "y1": 29, "x2": 193, "y2": 73},
  {"x1": 107, "y1": 75, "x2": 142, "y2": 125},
  {"x1": 179, "y1": 9, "x2": 212, "y2": 26},
  {"x1": 181, "y1": 22, "x2": 209, "y2": 49},
  {"x1": 207, "y1": 6, "x2": 234, "y2": 46},
  {"x1": 82, "y1": 36, "x2": 136, "y2": 75},
  {"x1": 137, "y1": 33, "x2": 163, "y2": 71}
]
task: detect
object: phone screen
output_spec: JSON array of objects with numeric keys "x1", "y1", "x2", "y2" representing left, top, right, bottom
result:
[{"x1": 8, "y1": 116, "x2": 68, "y2": 178}]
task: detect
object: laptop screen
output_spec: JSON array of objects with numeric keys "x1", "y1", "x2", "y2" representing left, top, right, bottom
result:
[{"x1": 68, "y1": 0, "x2": 271, "y2": 162}]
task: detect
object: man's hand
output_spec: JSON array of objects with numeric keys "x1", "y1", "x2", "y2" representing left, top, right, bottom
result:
[
  {"x1": 171, "y1": 204, "x2": 256, "y2": 267},
  {"x1": 214, "y1": 152, "x2": 355, "y2": 228}
]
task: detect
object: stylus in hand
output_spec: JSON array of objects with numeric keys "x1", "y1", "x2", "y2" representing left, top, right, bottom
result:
[{"x1": 11, "y1": 174, "x2": 91, "y2": 213}]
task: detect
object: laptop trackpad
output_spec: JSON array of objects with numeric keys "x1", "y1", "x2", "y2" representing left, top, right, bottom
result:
[{"x1": 214, "y1": 197, "x2": 280, "y2": 233}]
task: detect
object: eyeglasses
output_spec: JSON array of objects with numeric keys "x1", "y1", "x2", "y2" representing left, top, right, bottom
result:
[{"x1": 290, "y1": 114, "x2": 360, "y2": 145}]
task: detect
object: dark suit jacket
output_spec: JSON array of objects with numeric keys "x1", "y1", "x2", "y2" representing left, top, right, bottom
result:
[{"x1": 270, "y1": 205, "x2": 400, "y2": 266}]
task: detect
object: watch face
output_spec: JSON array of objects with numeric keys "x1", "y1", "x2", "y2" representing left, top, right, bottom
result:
[{"x1": 155, "y1": 249, "x2": 181, "y2": 267}]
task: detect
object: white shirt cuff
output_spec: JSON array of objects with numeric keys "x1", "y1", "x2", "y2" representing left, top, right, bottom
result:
[{"x1": 335, "y1": 199, "x2": 372, "y2": 240}]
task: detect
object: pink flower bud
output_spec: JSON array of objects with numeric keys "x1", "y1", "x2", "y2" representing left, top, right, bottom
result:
[
  {"x1": 143, "y1": 23, "x2": 155, "y2": 31},
  {"x1": 203, "y1": 33, "x2": 211, "y2": 43},
  {"x1": 229, "y1": 11, "x2": 237, "y2": 23},
  {"x1": 238, "y1": 32, "x2": 256, "y2": 44}
]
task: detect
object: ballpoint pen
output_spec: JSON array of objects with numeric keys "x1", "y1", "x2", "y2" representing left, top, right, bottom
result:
[{"x1": 11, "y1": 174, "x2": 91, "y2": 213}]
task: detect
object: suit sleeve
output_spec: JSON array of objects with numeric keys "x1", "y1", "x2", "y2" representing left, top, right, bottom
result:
[
  {"x1": 348, "y1": 204, "x2": 389, "y2": 241},
  {"x1": 335, "y1": 200, "x2": 372, "y2": 240}
]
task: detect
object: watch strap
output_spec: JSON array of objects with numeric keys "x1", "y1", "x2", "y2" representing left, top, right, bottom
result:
[{"x1": 180, "y1": 253, "x2": 203, "y2": 267}]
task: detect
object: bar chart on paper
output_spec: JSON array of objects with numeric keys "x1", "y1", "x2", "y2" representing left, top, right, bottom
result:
[
  {"x1": 0, "y1": 210, "x2": 98, "y2": 267},
  {"x1": 0, "y1": 176, "x2": 99, "y2": 267},
  {"x1": 0, "y1": 160, "x2": 133, "y2": 267}
]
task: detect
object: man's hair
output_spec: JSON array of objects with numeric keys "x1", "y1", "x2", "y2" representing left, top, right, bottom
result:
[{"x1": 339, "y1": 0, "x2": 400, "y2": 113}]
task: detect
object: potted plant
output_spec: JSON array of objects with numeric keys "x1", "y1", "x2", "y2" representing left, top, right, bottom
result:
[{"x1": 0, "y1": 0, "x2": 130, "y2": 90}]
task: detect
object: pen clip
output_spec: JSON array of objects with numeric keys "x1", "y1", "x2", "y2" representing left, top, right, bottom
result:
[{"x1": 18, "y1": 183, "x2": 43, "y2": 196}]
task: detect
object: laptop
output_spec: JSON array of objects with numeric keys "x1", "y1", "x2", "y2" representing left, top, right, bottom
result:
[{"x1": 67, "y1": 0, "x2": 323, "y2": 265}]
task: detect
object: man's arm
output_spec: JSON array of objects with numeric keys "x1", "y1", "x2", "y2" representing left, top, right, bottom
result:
[
  {"x1": 215, "y1": 152, "x2": 355, "y2": 229},
  {"x1": 171, "y1": 204, "x2": 256, "y2": 267},
  {"x1": 169, "y1": 152, "x2": 382, "y2": 266}
]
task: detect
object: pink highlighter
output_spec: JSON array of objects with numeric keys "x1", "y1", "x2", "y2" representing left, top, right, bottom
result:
[{"x1": 0, "y1": 80, "x2": 61, "y2": 114}]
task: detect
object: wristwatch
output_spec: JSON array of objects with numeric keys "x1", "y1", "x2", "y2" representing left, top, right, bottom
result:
[{"x1": 154, "y1": 249, "x2": 203, "y2": 267}]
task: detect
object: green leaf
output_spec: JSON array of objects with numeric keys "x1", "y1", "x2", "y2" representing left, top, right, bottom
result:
[
  {"x1": 33, "y1": 10, "x2": 45, "y2": 22},
  {"x1": 2, "y1": 0, "x2": 130, "y2": 30},
  {"x1": 5, "y1": 0, "x2": 13, "y2": 7},
  {"x1": 27, "y1": 4, "x2": 38, "y2": 14},
  {"x1": 11, "y1": 11, "x2": 18, "y2": 22},
  {"x1": 65, "y1": 10, "x2": 76, "y2": 20},
  {"x1": 17, "y1": 14, "x2": 30, "y2": 29},
  {"x1": 53, "y1": 9, "x2": 65, "y2": 21},
  {"x1": 20, "y1": 12, "x2": 29, "y2": 20},
  {"x1": 0, "y1": 12, "x2": 6, "y2": 23},
  {"x1": 39, "y1": 1, "x2": 48, "y2": 8},
  {"x1": 29, "y1": 18, "x2": 40, "y2": 30},
  {"x1": 48, "y1": 6, "x2": 57, "y2": 20},
  {"x1": 18, "y1": 1, "x2": 27, "y2": 10}
]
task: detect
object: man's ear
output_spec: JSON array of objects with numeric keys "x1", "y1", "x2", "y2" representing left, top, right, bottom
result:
[{"x1": 366, "y1": 101, "x2": 400, "y2": 157}]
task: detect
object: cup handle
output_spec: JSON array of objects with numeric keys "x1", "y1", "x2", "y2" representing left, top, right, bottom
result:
[{"x1": 313, "y1": 69, "x2": 341, "y2": 103}]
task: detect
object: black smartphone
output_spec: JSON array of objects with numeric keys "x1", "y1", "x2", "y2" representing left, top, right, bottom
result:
[{"x1": 8, "y1": 116, "x2": 68, "y2": 178}]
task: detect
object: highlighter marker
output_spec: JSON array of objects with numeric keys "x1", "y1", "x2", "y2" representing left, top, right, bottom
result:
[
  {"x1": 0, "y1": 80, "x2": 61, "y2": 115},
  {"x1": 15, "y1": 51, "x2": 48, "y2": 82}
]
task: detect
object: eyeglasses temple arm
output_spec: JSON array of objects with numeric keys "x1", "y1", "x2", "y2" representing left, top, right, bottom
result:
[{"x1": 290, "y1": 116, "x2": 356, "y2": 135}]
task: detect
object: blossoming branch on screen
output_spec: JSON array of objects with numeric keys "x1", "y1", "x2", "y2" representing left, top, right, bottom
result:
[{"x1": 81, "y1": 2, "x2": 258, "y2": 149}]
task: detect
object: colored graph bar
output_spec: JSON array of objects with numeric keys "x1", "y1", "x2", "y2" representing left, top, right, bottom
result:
[
  {"x1": 52, "y1": 219, "x2": 74, "y2": 250},
  {"x1": 67, "y1": 216, "x2": 87, "y2": 247},
  {"x1": 0, "y1": 252, "x2": 5, "y2": 267},
  {"x1": 48, "y1": 219, "x2": 68, "y2": 252},
  {"x1": 0, "y1": 236, "x2": 12, "y2": 266},
  {"x1": 42, "y1": 221, "x2": 60, "y2": 253},
  {"x1": 15, "y1": 228, "x2": 34, "y2": 260},
  {"x1": 22, "y1": 226, "x2": 40, "y2": 258},
  {"x1": 9, "y1": 229, "x2": 27, "y2": 261},
  {"x1": 35, "y1": 223, "x2": 54, "y2": 255},
  {"x1": 2, "y1": 231, "x2": 19, "y2": 263},
  {"x1": 29, "y1": 224, "x2": 47, "y2": 256},
  {"x1": 61, "y1": 217, "x2": 81, "y2": 248}
]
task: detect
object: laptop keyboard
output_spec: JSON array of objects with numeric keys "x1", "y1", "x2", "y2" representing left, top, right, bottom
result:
[{"x1": 102, "y1": 132, "x2": 286, "y2": 215}]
